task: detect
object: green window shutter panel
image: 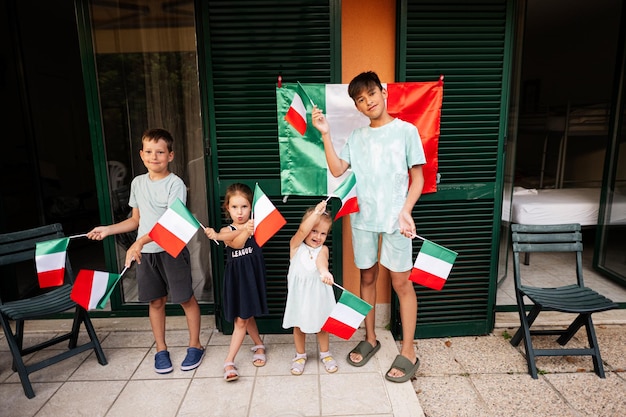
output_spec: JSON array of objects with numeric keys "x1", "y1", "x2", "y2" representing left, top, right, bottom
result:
[
  {"x1": 398, "y1": 0, "x2": 510, "y2": 338},
  {"x1": 207, "y1": 0, "x2": 335, "y2": 180},
  {"x1": 205, "y1": 1, "x2": 338, "y2": 333}
]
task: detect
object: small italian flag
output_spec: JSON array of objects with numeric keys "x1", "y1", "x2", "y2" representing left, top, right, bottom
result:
[
  {"x1": 331, "y1": 170, "x2": 359, "y2": 220},
  {"x1": 35, "y1": 237, "x2": 70, "y2": 288},
  {"x1": 409, "y1": 239, "x2": 458, "y2": 290},
  {"x1": 253, "y1": 184, "x2": 286, "y2": 247},
  {"x1": 321, "y1": 289, "x2": 372, "y2": 340},
  {"x1": 149, "y1": 198, "x2": 201, "y2": 258},
  {"x1": 70, "y1": 269, "x2": 122, "y2": 310}
]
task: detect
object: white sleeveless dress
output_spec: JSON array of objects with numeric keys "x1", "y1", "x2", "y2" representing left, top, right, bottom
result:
[{"x1": 282, "y1": 243, "x2": 336, "y2": 333}]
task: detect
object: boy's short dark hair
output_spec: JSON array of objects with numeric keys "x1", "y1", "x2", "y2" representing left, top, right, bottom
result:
[
  {"x1": 348, "y1": 71, "x2": 384, "y2": 101},
  {"x1": 142, "y1": 128, "x2": 174, "y2": 152}
]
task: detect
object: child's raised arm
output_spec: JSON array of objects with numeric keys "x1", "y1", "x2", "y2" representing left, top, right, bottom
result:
[
  {"x1": 290, "y1": 200, "x2": 327, "y2": 256},
  {"x1": 312, "y1": 106, "x2": 349, "y2": 177}
]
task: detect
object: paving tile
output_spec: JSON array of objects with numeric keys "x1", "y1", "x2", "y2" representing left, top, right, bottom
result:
[
  {"x1": 71, "y1": 347, "x2": 147, "y2": 381},
  {"x1": 106, "y1": 379, "x2": 190, "y2": 417},
  {"x1": 179, "y1": 377, "x2": 254, "y2": 417},
  {"x1": 36, "y1": 380, "x2": 125, "y2": 417},
  {"x1": 321, "y1": 372, "x2": 393, "y2": 416},
  {"x1": 100, "y1": 330, "x2": 155, "y2": 348},
  {"x1": 471, "y1": 374, "x2": 579, "y2": 417},
  {"x1": 414, "y1": 375, "x2": 491, "y2": 417},
  {"x1": 595, "y1": 325, "x2": 626, "y2": 370},
  {"x1": 545, "y1": 373, "x2": 626, "y2": 417},
  {"x1": 447, "y1": 334, "x2": 528, "y2": 374},
  {"x1": 0, "y1": 381, "x2": 61, "y2": 417},
  {"x1": 413, "y1": 338, "x2": 464, "y2": 376},
  {"x1": 249, "y1": 374, "x2": 320, "y2": 417}
]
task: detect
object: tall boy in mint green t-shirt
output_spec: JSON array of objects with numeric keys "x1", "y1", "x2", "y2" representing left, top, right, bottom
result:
[{"x1": 312, "y1": 71, "x2": 425, "y2": 383}]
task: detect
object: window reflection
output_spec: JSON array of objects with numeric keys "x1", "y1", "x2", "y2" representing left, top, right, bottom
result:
[{"x1": 89, "y1": 0, "x2": 212, "y2": 303}]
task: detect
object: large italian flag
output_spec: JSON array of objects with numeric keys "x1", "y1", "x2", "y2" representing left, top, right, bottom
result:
[
  {"x1": 276, "y1": 80, "x2": 443, "y2": 196},
  {"x1": 149, "y1": 198, "x2": 201, "y2": 258},
  {"x1": 35, "y1": 237, "x2": 70, "y2": 288},
  {"x1": 71, "y1": 269, "x2": 122, "y2": 310}
]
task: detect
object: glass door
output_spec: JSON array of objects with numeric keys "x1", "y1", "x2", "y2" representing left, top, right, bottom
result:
[
  {"x1": 595, "y1": 12, "x2": 626, "y2": 286},
  {"x1": 84, "y1": 0, "x2": 212, "y2": 305}
]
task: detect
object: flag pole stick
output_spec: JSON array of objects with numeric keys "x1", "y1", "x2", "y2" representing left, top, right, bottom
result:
[
  {"x1": 409, "y1": 233, "x2": 426, "y2": 241},
  {"x1": 69, "y1": 233, "x2": 87, "y2": 239},
  {"x1": 297, "y1": 81, "x2": 316, "y2": 107},
  {"x1": 324, "y1": 195, "x2": 332, "y2": 202},
  {"x1": 332, "y1": 282, "x2": 346, "y2": 292},
  {"x1": 120, "y1": 265, "x2": 129, "y2": 277}
]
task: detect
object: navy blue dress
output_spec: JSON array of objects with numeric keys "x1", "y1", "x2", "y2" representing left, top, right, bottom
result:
[{"x1": 223, "y1": 225, "x2": 269, "y2": 322}]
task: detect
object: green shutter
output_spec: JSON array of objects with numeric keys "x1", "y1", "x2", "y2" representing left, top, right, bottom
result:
[
  {"x1": 397, "y1": 0, "x2": 512, "y2": 338},
  {"x1": 202, "y1": 0, "x2": 340, "y2": 333}
]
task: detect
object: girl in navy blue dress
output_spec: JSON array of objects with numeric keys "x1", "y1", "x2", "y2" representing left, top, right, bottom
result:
[{"x1": 205, "y1": 183, "x2": 268, "y2": 381}]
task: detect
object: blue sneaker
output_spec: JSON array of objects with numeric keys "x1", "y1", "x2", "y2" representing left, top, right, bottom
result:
[
  {"x1": 181, "y1": 347, "x2": 205, "y2": 371},
  {"x1": 154, "y1": 350, "x2": 173, "y2": 374}
]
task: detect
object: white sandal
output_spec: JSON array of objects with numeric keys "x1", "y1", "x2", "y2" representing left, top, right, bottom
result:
[
  {"x1": 290, "y1": 354, "x2": 307, "y2": 375},
  {"x1": 251, "y1": 344, "x2": 266, "y2": 367},
  {"x1": 223, "y1": 362, "x2": 239, "y2": 382},
  {"x1": 320, "y1": 352, "x2": 338, "y2": 373}
]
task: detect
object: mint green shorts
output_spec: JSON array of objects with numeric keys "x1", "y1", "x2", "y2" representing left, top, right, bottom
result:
[{"x1": 351, "y1": 228, "x2": 413, "y2": 273}]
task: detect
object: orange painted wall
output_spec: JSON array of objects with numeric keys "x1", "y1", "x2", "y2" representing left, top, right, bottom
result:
[{"x1": 341, "y1": 0, "x2": 396, "y2": 302}]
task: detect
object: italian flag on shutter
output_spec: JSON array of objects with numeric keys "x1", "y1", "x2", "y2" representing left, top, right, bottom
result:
[
  {"x1": 35, "y1": 237, "x2": 70, "y2": 288},
  {"x1": 276, "y1": 79, "x2": 443, "y2": 196}
]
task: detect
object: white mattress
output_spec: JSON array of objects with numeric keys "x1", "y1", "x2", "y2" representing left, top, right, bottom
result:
[{"x1": 502, "y1": 187, "x2": 626, "y2": 226}]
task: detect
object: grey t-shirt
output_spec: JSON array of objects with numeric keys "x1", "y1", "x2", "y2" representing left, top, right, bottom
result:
[{"x1": 128, "y1": 172, "x2": 187, "y2": 253}]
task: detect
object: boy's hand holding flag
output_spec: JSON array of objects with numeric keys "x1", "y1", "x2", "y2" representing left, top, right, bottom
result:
[{"x1": 35, "y1": 233, "x2": 88, "y2": 288}]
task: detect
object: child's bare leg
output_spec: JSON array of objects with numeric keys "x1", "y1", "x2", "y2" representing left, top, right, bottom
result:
[
  {"x1": 149, "y1": 296, "x2": 168, "y2": 351},
  {"x1": 349, "y1": 264, "x2": 378, "y2": 363},
  {"x1": 387, "y1": 270, "x2": 418, "y2": 378},
  {"x1": 293, "y1": 327, "x2": 306, "y2": 354},
  {"x1": 291, "y1": 327, "x2": 308, "y2": 375},
  {"x1": 246, "y1": 317, "x2": 265, "y2": 366},
  {"x1": 317, "y1": 330, "x2": 337, "y2": 373},
  {"x1": 180, "y1": 295, "x2": 202, "y2": 349},
  {"x1": 225, "y1": 317, "x2": 248, "y2": 363},
  {"x1": 316, "y1": 330, "x2": 329, "y2": 353}
]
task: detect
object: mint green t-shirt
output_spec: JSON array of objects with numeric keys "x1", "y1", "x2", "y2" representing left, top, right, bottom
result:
[
  {"x1": 339, "y1": 118, "x2": 426, "y2": 233},
  {"x1": 128, "y1": 172, "x2": 187, "y2": 253}
]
